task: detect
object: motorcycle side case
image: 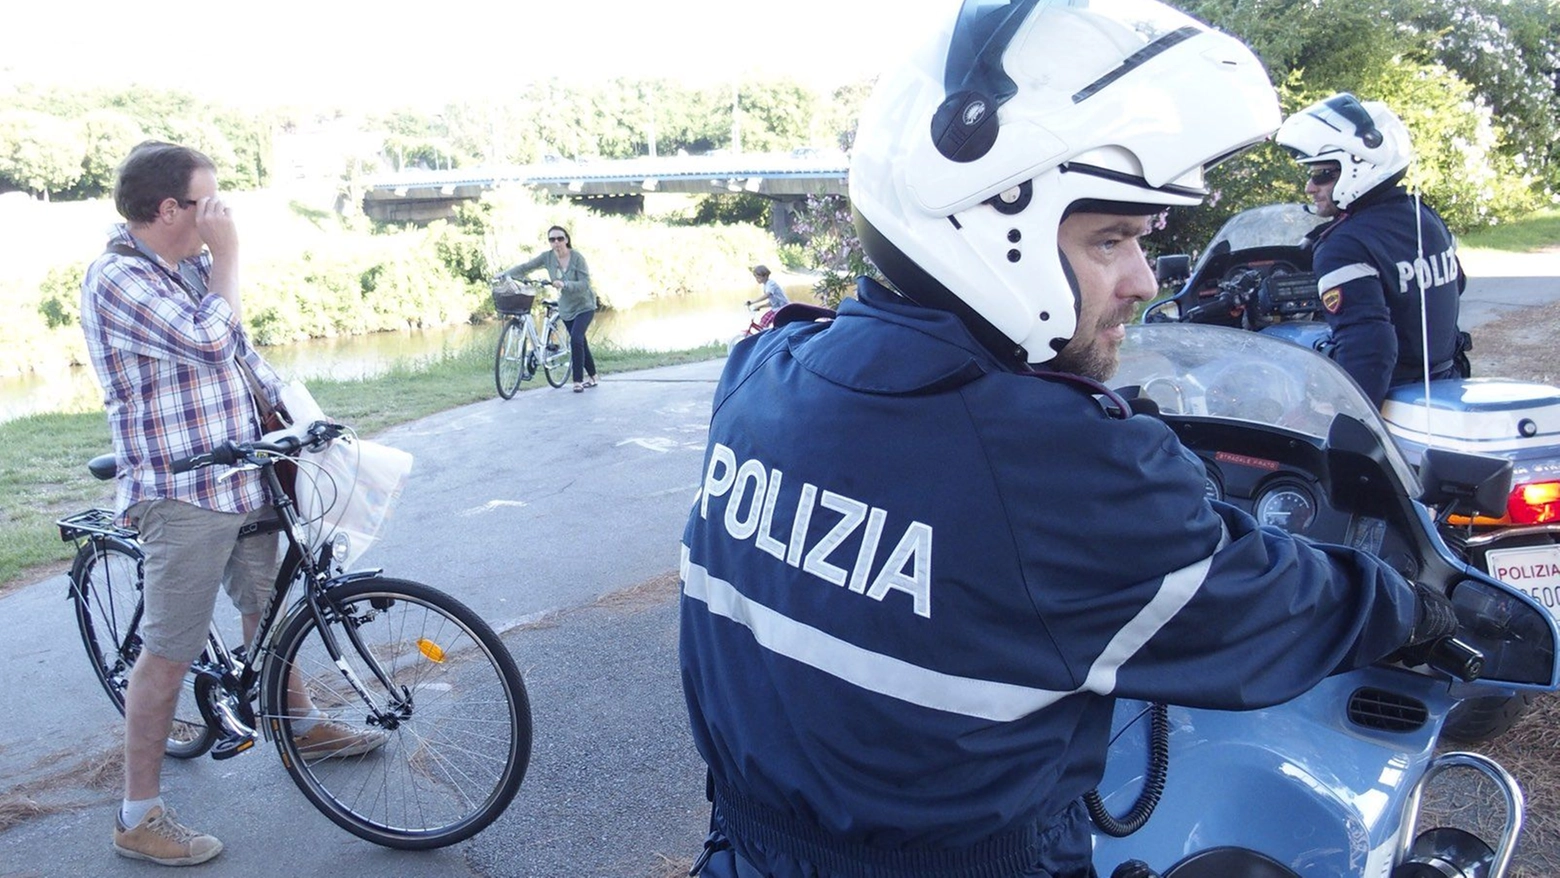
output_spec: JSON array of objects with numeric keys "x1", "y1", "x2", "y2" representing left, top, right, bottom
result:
[
  {"x1": 1092, "y1": 671, "x2": 1452, "y2": 877},
  {"x1": 1382, "y1": 379, "x2": 1560, "y2": 468}
]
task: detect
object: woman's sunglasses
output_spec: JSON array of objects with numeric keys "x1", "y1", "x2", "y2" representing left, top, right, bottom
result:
[{"x1": 548, "y1": 235, "x2": 567, "y2": 242}]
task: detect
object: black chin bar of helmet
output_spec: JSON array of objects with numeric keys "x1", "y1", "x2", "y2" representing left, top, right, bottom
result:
[{"x1": 932, "y1": 0, "x2": 1042, "y2": 162}]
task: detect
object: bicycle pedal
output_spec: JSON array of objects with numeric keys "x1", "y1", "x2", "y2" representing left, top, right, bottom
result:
[{"x1": 211, "y1": 732, "x2": 256, "y2": 761}]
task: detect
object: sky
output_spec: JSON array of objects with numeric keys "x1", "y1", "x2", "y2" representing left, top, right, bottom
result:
[{"x1": 4, "y1": 0, "x2": 958, "y2": 110}]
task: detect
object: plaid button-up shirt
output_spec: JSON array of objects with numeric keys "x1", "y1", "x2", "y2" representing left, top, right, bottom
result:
[{"x1": 81, "y1": 225, "x2": 284, "y2": 521}]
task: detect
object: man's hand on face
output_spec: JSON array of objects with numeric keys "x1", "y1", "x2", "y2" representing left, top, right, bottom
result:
[{"x1": 194, "y1": 195, "x2": 239, "y2": 258}]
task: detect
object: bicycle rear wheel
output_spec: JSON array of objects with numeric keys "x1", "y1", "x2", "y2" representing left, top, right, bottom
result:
[
  {"x1": 70, "y1": 537, "x2": 216, "y2": 759},
  {"x1": 494, "y1": 318, "x2": 526, "y2": 399},
  {"x1": 542, "y1": 317, "x2": 571, "y2": 388},
  {"x1": 260, "y1": 577, "x2": 531, "y2": 849}
]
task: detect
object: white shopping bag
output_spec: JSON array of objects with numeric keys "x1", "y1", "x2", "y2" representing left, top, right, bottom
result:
[
  {"x1": 262, "y1": 380, "x2": 329, "y2": 445},
  {"x1": 294, "y1": 433, "x2": 414, "y2": 568}
]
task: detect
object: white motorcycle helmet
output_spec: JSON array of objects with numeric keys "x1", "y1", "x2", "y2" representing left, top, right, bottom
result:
[
  {"x1": 1274, "y1": 93, "x2": 1413, "y2": 211},
  {"x1": 850, "y1": 0, "x2": 1280, "y2": 366}
]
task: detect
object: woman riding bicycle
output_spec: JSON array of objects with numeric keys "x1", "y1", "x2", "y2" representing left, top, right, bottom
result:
[{"x1": 497, "y1": 225, "x2": 600, "y2": 393}]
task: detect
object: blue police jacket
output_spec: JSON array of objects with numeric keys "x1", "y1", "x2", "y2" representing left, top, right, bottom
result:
[
  {"x1": 679, "y1": 278, "x2": 1419, "y2": 877},
  {"x1": 1312, "y1": 187, "x2": 1464, "y2": 407}
]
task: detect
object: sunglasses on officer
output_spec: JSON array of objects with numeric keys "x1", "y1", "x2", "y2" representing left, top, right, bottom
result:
[{"x1": 1307, "y1": 166, "x2": 1341, "y2": 186}]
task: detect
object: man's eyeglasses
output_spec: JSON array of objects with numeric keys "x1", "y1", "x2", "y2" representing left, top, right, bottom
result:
[
  {"x1": 548, "y1": 236, "x2": 567, "y2": 242},
  {"x1": 177, "y1": 199, "x2": 199, "y2": 209},
  {"x1": 1307, "y1": 167, "x2": 1341, "y2": 186}
]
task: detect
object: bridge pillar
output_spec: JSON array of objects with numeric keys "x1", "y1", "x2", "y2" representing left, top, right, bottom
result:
[{"x1": 771, "y1": 197, "x2": 806, "y2": 238}]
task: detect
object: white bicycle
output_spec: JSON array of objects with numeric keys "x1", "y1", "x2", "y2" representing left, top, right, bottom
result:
[{"x1": 491, "y1": 276, "x2": 571, "y2": 398}]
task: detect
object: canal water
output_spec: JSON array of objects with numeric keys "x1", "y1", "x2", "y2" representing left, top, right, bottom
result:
[{"x1": 0, "y1": 284, "x2": 802, "y2": 423}]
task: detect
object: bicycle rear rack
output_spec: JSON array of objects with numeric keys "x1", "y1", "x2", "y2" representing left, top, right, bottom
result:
[{"x1": 56, "y1": 508, "x2": 137, "y2": 542}]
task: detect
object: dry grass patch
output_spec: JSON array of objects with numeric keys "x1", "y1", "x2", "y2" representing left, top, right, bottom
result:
[
  {"x1": 0, "y1": 741, "x2": 121, "y2": 833},
  {"x1": 0, "y1": 796, "x2": 61, "y2": 833},
  {"x1": 1444, "y1": 695, "x2": 1560, "y2": 877},
  {"x1": 591, "y1": 571, "x2": 681, "y2": 614},
  {"x1": 1470, "y1": 299, "x2": 1560, "y2": 386}
]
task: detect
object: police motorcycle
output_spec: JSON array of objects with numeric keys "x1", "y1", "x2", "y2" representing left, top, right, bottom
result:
[
  {"x1": 1143, "y1": 203, "x2": 1560, "y2": 742},
  {"x1": 1085, "y1": 323, "x2": 1560, "y2": 877}
]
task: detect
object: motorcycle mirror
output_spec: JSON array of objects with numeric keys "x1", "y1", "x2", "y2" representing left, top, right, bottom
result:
[
  {"x1": 1417, "y1": 448, "x2": 1514, "y2": 519},
  {"x1": 1325, "y1": 414, "x2": 1414, "y2": 520},
  {"x1": 1154, "y1": 254, "x2": 1190, "y2": 284}
]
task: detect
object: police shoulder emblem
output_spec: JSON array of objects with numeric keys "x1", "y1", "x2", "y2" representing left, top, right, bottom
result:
[{"x1": 1321, "y1": 287, "x2": 1343, "y2": 314}]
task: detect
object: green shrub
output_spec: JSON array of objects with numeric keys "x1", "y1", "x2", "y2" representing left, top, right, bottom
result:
[{"x1": 36, "y1": 261, "x2": 86, "y2": 329}]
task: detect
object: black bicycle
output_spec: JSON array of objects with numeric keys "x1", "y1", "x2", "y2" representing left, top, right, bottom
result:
[{"x1": 57, "y1": 423, "x2": 532, "y2": 849}]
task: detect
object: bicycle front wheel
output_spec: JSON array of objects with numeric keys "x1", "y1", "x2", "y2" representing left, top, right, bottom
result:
[
  {"x1": 494, "y1": 318, "x2": 526, "y2": 399},
  {"x1": 260, "y1": 577, "x2": 531, "y2": 849},
  {"x1": 70, "y1": 537, "x2": 216, "y2": 759},
  {"x1": 542, "y1": 317, "x2": 571, "y2": 388}
]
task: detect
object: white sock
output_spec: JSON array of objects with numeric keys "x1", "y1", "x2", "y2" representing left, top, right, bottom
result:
[
  {"x1": 121, "y1": 796, "x2": 163, "y2": 827},
  {"x1": 290, "y1": 708, "x2": 324, "y2": 734}
]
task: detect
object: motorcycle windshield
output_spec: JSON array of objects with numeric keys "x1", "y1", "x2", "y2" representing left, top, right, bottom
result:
[
  {"x1": 1117, "y1": 324, "x2": 1421, "y2": 493},
  {"x1": 1191, "y1": 202, "x2": 1326, "y2": 270}
]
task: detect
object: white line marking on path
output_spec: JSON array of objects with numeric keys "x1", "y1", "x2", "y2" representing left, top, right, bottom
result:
[{"x1": 459, "y1": 499, "x2": 530, "y2": 516}]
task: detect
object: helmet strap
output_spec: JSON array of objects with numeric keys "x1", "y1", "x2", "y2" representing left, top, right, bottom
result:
[{"x1": 1053, "y1": 247, "x2": 1083, "y2": 358}]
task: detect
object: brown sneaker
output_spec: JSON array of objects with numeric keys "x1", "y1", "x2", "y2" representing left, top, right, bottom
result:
[
  {"x1": 113, "y1": 805, "x2": 223, "y2": 866},
  {"x1": 292, "y1": 719, "x2": 389, "y2": 759}
]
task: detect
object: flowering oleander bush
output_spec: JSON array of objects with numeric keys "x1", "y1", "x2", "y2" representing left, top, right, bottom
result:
[{"x1": 786, "y1": 194, "x2": 882, "y2": 309}]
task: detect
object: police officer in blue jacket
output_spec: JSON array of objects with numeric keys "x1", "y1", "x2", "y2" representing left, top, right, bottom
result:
[
  {"x1": 679, "y1": 2, "x2": 1455, "y2": 876},
  {"x1": 1276, "y1": 93, "x2": 1469, "y2": 408}
]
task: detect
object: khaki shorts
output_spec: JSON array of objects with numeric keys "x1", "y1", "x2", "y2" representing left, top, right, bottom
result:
[{"x1": 127, "y1": 499, "x2": 280, "y2": 664}]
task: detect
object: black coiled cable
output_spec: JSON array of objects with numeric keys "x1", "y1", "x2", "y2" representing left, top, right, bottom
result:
[{"x1": 1084, "y1": 702, "x2": 1170, "y2": 838}]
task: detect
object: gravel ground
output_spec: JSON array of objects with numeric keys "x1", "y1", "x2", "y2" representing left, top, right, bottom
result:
[{"x1": 1421, "y1": 297, "x2": 1560, "y2": 877}]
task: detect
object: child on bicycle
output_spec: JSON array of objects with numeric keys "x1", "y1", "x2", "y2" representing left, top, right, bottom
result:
[{"x1": 745, "y1": 265, "x2": 789, "y2": 331}]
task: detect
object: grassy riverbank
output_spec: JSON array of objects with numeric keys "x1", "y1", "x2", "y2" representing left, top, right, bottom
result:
[{"x1": 0, "y1": 334, "x2": 725, "y2": 591}]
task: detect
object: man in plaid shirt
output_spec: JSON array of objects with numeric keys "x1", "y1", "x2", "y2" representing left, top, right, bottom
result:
[{"x1": 81, "y1": 141, "x2": 384, "y2": 867}]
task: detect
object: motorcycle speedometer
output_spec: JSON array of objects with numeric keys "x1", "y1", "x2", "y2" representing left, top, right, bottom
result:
[{"x1": 1255, "y1": 481, "x2": 1316, "y2": 534}]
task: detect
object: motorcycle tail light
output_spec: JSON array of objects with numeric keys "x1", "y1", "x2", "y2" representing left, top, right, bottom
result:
[{"x1": 1507, "y1": 480, "x2": 1560, "y2": 525}]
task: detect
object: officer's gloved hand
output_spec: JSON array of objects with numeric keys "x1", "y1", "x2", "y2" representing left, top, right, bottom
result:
[{"x1": 1389, "y1": 583, "x2": 1459, "y2": 667}]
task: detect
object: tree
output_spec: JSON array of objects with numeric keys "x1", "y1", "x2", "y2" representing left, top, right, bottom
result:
[
  {"x1": 0, "y1": 109, "x2": 83, "y2": 200},
  {"x1": 1163, "y1": 0, "x2": 1553, "y2": 238},
  {"x1": 1178, "y1": 0, "x2": 1560, "y2": 195},
  {"x1": 820, "y1": 80, "x2": 876, "y2": 152},
  {"x1": 1405, "y1": 0, "x2": 1560, "y2": 192},
  {"x1": 733, "y1": 79, "x2": 816, "y2": 153},
  {"x1": 73, "y1": 109, "x2": 146, "y2": 198}
]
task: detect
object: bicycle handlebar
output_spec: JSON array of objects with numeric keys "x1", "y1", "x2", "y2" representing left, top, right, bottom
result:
[
  {"x1": 493, "y1": 275, "x2": 555, "y2": 290},
  {"x1": 171, "y1": 421, "x2": 346, "y2": 473}
]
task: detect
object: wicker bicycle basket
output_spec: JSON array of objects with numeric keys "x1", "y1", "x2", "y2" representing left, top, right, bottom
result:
[{"x1": 491, "y1": 277, "x2": 536, "y2": 314}]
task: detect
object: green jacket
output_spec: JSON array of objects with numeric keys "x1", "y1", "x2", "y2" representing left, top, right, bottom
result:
[{"x1": 503, "y1": 249, "x2": 597, "y2": 320}]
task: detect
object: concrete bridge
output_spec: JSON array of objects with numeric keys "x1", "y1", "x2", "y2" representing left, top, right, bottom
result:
[{"x1": 361, "y1": 150, "x2": 851, "y2": 230}]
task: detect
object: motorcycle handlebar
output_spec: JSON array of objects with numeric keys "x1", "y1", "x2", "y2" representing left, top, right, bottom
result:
[
  {"x1": 1426, "y1": 636, "x2": 1484, "y2": 682},
  {"x1": 1179, "y1": 288, "x2": 1239, "y2": 323}
]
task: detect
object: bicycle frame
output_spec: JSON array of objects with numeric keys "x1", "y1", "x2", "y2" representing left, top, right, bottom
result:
[
  {"x1": 515, "y1": 308, "x2": 551, "y2": 355},
  {"x1": 495, "y1": 293, "x2": 569, "y2": 396},
  {"x1": 141, "y1": 438, "x2": 413, "y2": 756}
]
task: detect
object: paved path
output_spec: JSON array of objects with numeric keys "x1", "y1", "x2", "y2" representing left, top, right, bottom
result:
[{"x1": 1455, "y1": 247, "x2": 1560, "y2": 328}]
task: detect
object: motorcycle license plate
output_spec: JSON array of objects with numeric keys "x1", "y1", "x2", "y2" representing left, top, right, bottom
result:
[{"x1": 1486, "y1": 544, "x2": 1560, "y2": 619}]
